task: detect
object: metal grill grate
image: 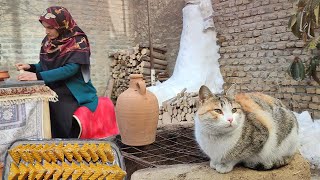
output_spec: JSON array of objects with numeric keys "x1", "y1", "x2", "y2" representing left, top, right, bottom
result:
[{"x1": 114, "y1": 124, "x2": 209, "y2": 178}]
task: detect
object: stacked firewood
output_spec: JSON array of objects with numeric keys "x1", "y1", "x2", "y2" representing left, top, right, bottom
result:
[
  {"x1": 139, "y1": 46, "x2": 169, "y2": 85},
  {"x1": 158, "y1": 88, "x2": 199, "y2": 125},
  {"x1": 109, "y1": 44, "x2": 169, "y2": 100}
]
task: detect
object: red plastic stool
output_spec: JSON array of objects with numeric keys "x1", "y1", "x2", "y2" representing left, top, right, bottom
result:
[{"x1": 73, "y1": 97, "x2": 119, "y2": 139}]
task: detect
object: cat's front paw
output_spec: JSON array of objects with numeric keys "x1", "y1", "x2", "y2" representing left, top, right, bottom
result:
[
  {"x1": 215, "y1": 163, "x2": 234, "y2": 173},
  {"x1": 209, "y1": 160, "x2": 217, "y2": 169}
]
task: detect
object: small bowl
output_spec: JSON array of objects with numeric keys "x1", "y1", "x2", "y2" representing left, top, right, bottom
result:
[{"x1": 0, "y1": 71, "x2": 10, "y2": 81}]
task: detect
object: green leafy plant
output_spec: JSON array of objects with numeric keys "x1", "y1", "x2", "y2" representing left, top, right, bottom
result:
[
  {"x1": 306, "y1": 55, "x2": 320, "y2": 83},
  {"x1": 288, "y1": 57, "x2": 306, "y2": 81},
  {"x1": 288, "y1": 0, "x2": 319, "y2": 42},
  {"x1": 288, "y1": 0, "x2": 320, "y2": 84}
]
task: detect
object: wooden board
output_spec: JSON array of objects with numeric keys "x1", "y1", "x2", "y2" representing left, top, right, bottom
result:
[
  {"x1": 0, "y1": 80, "x2": 45, "y2": 88},
  {"x1": 0, "y1": 162, "x2": 3, "y2": 180}
]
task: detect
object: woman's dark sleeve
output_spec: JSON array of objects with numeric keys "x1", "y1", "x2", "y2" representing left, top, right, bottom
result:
[
  {"x1": 28, "y1": 63, "x2": 43, "y2": 73},
  {"x1": 37, "y1": 63, "x2": 80, "y2": 83}
]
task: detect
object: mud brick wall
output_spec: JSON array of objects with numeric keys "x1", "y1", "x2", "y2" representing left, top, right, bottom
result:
[
  {"x1": 133, "y1": 0, "x2": 319, "y2": 118},
  {"x1": 0, "y1": 0, "x2": 134, "y2": 95},
  {"x1": 212, "y1": 0, "x2": 320, "y2": 118},
  {"x1": 1, "y1": 0, "x2": 319, "y2": 118}
]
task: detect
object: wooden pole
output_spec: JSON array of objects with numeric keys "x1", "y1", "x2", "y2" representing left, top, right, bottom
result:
[{"x1": 147, "y1": 0, "x2": 156, "y2": 85}]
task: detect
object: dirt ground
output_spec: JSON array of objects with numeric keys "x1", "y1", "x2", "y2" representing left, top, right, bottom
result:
[{"x1": 131, "y1": 153, "x2": 314, "y2": 180}]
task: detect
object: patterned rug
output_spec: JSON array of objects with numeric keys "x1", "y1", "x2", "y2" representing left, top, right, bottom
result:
[
  {"x1": 0, "y1": 102, "x2": 43, "y2": 162},
  {"x1": 0, "y1": 85, "x2": 57, "y2": 162}
]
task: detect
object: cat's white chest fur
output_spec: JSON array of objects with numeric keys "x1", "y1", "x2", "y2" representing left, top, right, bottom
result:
[{"x1": 194, "y1": 114, "x2": 243, "y2": 163}]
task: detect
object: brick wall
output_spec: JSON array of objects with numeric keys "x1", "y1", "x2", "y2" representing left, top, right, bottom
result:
[
  {"x1": 133, "y1": 0, "x2": 320, "y2": 118},
  {"x1": 0, "y1": 0, "x2": 134, "y2": 96},
  {"x1": 213, "y1": 0, "x2": 320, "y2": 118},
  {"x1": 1, "y1": 0, "x2": 319, "y2": 118}
]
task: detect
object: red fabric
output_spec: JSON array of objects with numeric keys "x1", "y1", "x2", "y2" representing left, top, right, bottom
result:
[{"x1": 73, "y1": 97, "x2": 119, "y2": 139}]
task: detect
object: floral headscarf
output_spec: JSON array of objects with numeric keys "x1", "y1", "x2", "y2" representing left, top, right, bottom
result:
[{"x1": 39, "y1": 6, "x2": 90, "y2": 82}]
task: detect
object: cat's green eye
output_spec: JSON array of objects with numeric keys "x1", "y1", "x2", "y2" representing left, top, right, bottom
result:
[
  {"x1": 232, "y1": 108, "x2": 237, "y2": 113},
  {"x1": 214, "y1": 109, "x2": 223, "y2": 114}
]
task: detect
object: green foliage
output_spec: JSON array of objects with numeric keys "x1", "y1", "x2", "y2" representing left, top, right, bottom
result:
[
  {"x1": 288, "y1": 0, "x2": 320, "y2": 84},
  {"x1": 287, "y1": 56, "x2": 320, "y2": 84},
  {"x1": 288, "y1": 0, "x2": 320, "y2": 43},
  {"x1": 288, "y1": 57, "x2": 306, "y2": 81},
  {"x1": 306, "y1": 55, "x2": 320, "y2": 83}
]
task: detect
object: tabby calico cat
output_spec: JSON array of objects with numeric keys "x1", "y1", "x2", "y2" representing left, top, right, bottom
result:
[{"x1": 195, "y1": 85, "x2": 299, "y2": 173}]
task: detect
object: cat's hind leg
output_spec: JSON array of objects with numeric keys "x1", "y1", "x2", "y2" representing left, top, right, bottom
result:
[
  {"x1": 243, "y1": 161, "x2": 267, "y2": 170},
  {"x1": 242, "y1": 157, "x2": 273, "y2": 170},
  {"x1": 269, "y1": 156, "x2": 293, "y2": 169},
  {"x1": 243, "y1": 156, "x2": 293, "y2": 170},
  {"x1": 260, "y1": 156, "x2": 293, "y2": 170},
  {"x1": 243, "y1": 159, "x2": 277, "y2": 170}
]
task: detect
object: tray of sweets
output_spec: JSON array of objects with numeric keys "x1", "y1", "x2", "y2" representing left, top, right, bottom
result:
[{"x1": 2, "y1": 138, "x2": 126, "y2": 180}]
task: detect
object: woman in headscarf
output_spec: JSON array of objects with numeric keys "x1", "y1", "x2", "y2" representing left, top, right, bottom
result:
[{"x1": 15, "y1": 6, "x2": 98, "y2": 138}]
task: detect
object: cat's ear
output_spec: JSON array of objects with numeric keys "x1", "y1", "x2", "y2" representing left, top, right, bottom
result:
[
  {"x1": 225, "y1": 84, "x2": 237, "y2": 99},
  {"x1": 199, "y1": 85, "x2": 214, "y2": 102}
]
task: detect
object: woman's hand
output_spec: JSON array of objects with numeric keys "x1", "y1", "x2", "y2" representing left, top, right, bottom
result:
[
  {"x1": 17, "y1": 71, "x2": 37, "y2": 81},
  {"x1": 15, "y1": 63, "x2": 30, "y2": 71}
]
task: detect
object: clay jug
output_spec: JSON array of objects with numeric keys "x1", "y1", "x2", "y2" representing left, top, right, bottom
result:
[{"x1": 116, "y1": 74, "x2": 159, "y2": 146}]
